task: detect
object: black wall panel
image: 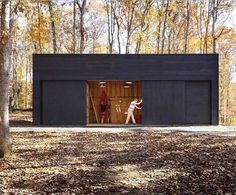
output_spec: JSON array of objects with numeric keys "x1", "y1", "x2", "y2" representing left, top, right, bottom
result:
[
  {"x1": 41, "y1": 81, "x2": 86, "y2": 125},
  {"x1": 142, "y1": 81, "x2": 185, "y2": 125},
  {"x1": 185, "y1": 81, "x2": 211, "y2": 124},
  {"x1": 33, "y1": 54, "x2": 218, "y2": 81},
  {"x1": 142, "y1": 81, "x2": 211, "y2": 125}
]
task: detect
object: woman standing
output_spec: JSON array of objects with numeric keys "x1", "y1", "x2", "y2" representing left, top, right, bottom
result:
[{"x1": 125, "y1": 98, "x2": 143, "y2": 124}]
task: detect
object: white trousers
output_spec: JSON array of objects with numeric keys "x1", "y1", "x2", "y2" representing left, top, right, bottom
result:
[{"x1": 125, "y1": 110, "x2": 136, "y2": 124}]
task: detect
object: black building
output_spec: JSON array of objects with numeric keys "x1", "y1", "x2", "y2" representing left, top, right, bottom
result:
[{"x1": 33, "y1": 54, "x2": 218, "y2": 126}]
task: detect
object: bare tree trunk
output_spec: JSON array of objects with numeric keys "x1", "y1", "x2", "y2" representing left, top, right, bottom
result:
[
  {"x1": 161, "y1": 0, "x2": 169, "y2": 54},
  {"x1": 211, "y1": 0, "x2": 219, "y2": 53},
  {"x1": 135, "y1": 0, "x2": 153, "y2": 54},
  {"x1": 8, "y1": 0, "x2": 14, "y2": 111},
  {"x1": 125, "y1": 14, "x2": 133, "y2": 54},
  {"x1": 79, "y1": 1, "x2": 86, "y2": 54},
  {"x1": 135, "y1": 38, "x2": 141, "y2": 54},
  {"x1": 92, "y1": 36, "x2": 95, "y2": 53},
  {"x1": 125, "y1": 0, "x2": 138, "y2": 54},
  {"x1": 48, "y1": 1, "x2": 57, "y2": 54},
  {"x1": 115, "y1": 18, "x2": 121, "y2": 53},
  {"x1": 199, "y1": 0, "x2": 203, "y2": 53},
  {"x1": 77, "y1": 0, "x2": 87, "y2": 54},
  {"x1": 11, "y1": 47, "x2": 18, "y2": 109},
  {"x1": 212, "y1": 0, "x2": 216, "y2": 53},
  {"x1": 174, "y1": 22, "x2": 185, "y2": 53},
  {"x1": 106, "y1": 1, "x2": 111, "y2": 53},
  {"x1": 155, "y1": 2, "x2": 162, "y2": 54},
  {"x1": 37, "y1": 1, "x2": 42, "y2": 53},
  {"x1": 167, "y1": 31, "x2": 171, "y2": 54},
  {"x1": 226, "y1": 85, "x2": 230, "y2": 123},
  {"x1": 106, "y1": 0, "x2": 114, "y2": 54},
  {"x1": 204, "y1": 0, "x2": 212, "y2": 54},
  {"x1": 0, "y1": 0, "x2": 11, "y2": 158},
  {"x1": 73, "y1": 0, "x2": 76, "y2": 53},
  {"x1": 29, "y1": 56, "x2": 33, "y2": 108},
  {"x1": 12, "y1": 52, "x2": 17, "y2": 109},
  {"x1": 184, "y1": 0, "x2": 191, "y2": 53},
  {"x1": 25, "y1": 61, "x2": 28, "y2": 109},
  {"x1": 112, "y1": 1, "x2": 121, "y2": 53},
  {"x1": 125, "y1": 33, "x2": 131, "y2": 53}
]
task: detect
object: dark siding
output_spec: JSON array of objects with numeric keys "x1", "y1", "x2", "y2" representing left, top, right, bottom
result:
[
  {"x1": 172, "y1": 82, "x2": 186, "y2": 124},
  {"x1": 185, "y1": 81, "x2": 211, "y2": 124},
  {"x1": 211, "y1": 80, "x2": 219, "y2": 125},
  {"x1": 141, "y1": 81, "x2": 160, "y2": 124},
  {"x1": 41, "y1": 81, "x2": 86, "y2": 125},
  {"x1": 34, "y1": 54, "x2": 218, "y2": 81},
  {"x1": 33, "y1": 54, "x2": 218, "y2": 125},
  {"x1": 142, "y1": 81, "x2": 211, "y2": 125},
  {"x1": 33, "y1": 80, "x2": 41, "y2": 125},
  {"x1": 142, "y1": 81, "x2": 185, "y2": 125}
]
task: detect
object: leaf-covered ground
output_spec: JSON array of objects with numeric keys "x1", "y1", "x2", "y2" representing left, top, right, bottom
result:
[
  {"x1": 10, "y1": 111, "x2": 32, "y2": 127},
  {"x1": 0, "y1": 131, "x2": 236, "y2": 194}
]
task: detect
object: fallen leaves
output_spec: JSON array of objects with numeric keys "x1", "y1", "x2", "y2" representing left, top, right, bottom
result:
[{"x1": 0, "y1": 131, "x2": 236, "y2": 194}]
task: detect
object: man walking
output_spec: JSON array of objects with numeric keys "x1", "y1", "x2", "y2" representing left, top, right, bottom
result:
[{"x1": 125, "y1": 98, "x2": 142, "y2": 124}]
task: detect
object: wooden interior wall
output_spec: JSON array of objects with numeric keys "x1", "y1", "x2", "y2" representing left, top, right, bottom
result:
[{"x1": 88, "y1": 81, "x2": 141, "y2": 124}]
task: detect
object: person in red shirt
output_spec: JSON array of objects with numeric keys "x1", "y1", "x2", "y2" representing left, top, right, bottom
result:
[{"x1": 100, "y1": 91, "x2": 108, "y2": 124}]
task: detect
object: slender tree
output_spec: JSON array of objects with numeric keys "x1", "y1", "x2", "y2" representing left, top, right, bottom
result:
[
  {"x1": 155, "y1": 1, "x2": 163, "y2": 54},
  {"x1": 73, "y1": 0, "x2": 76, "y2": 53},
  {"x1": 8, "y1": 0, "x2": 16, "y2": 110},
  {"x1": 76, "y1": 0, "x2": 87, "y2": 53},
  {"x1": 184, "y1": 0, "x2": 191, "y2": 53},
  {"x1": 203, "y1": 0, "x2": 212, "y2": 53},
  {"x1": 112, "y1": 1, "x2": 121, "y2": 53},
  {"x1": 122, "y1": 0, "x2": 140, "y2": 54},
  {"x1": 211, "y1": 0, "x2": 218, "y2": 53},
  {"x1": 161, "y1": 0, "x2": 170, "y2": 54},
  {"x1": 135, "y1": 0, "x2": 154, "y2": 54},
  {"x1": 0, "y1": 0, "x2": 11, "y2": 158},
  {"x1": 86, "y1": 0, "x2": 106, "y2": 53},
  {"x1": 199, "y1": 0, "x2": 203, "y2": 53},
  {"x1": 37, "y1": 1, "x2": 42, "y2": 53},
  {"x1": 48, "y1": 0, "x2": 57, "y2": 53},
  {"x1": 105, "y1": 0, "x2": 115, "y2": 53}
]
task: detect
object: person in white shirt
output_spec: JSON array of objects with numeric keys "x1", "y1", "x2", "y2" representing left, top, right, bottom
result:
[{"x1": 125, "y1": 98, "x2": 143, "y2": 124}]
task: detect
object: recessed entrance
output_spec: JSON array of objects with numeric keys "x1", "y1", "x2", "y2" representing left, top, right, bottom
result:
[{"x1": 87, "y1": 81, "x2": 142, "y2": 124}]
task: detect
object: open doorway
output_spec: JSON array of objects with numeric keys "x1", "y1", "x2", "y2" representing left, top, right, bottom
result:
[{"x1": 87, "y1": 81, "x2": 142, "y2": 125}]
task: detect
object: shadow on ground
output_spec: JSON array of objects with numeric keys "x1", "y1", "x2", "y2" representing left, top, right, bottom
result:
[
  {"x1": 1, "y1": 131, "x2": 236, "y2": 194},
  {"x1": 10, "y1": 111, "x2": 32, "y2": 127}
]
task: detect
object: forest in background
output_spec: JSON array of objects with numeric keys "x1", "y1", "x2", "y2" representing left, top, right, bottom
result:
[{"x1": 1, "y1": 0, "x2": 236, "y2": 123}]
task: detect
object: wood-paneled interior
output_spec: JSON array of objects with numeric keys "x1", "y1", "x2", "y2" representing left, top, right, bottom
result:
[{"x1": 87, "y1": 81, "x2": 141, "y2": 124}]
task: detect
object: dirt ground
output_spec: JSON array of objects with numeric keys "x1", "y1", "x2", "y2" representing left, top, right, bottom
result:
[
  {"x1": 4, "y1": 111, "x2": 236, "y2": 194},
  {"x1": 0, "y1": 131, "x2": 236, "y2": 194}
]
